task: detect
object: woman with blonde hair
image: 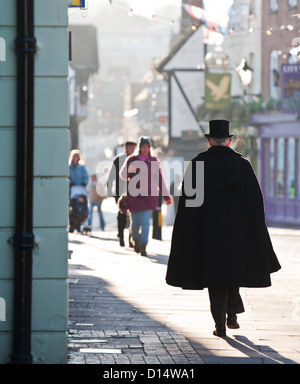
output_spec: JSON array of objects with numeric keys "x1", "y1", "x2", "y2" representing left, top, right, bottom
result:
[
  {"x1": 69, "y1": 149, "x2": 89, "y2": 188},
  {"x1": 68, "y1": 149, "x2": 89, "y2": 232}
]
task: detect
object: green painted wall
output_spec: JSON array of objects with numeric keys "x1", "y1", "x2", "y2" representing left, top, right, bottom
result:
[{"x1": 0, "y1": 0, "x2": 70, "y2": 363}]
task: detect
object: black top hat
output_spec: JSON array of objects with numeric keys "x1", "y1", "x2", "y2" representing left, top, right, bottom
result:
[{"x1": 205, "y1": 119, "x2": 234, "y2": 138}]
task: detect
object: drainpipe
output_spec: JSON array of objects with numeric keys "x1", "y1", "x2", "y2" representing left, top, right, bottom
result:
[{"x1": 11, "y1": 0, "x2": 36, "y2": 364}]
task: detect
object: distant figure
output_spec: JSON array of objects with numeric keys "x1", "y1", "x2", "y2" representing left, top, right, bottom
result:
[
  {"x1": 68, "y1": 149, "x2": 89, "y2": 232},
  {"x1": 87, "y1": 174, "x2": 106, "y2": 231},
  {"x1": 166, "y1": 120, "x2": 281, "y2": 337},
  {"x1": 120, "y1": 136, "x2": 171, "y2": 256},
  {"x1": 107, "y1": 141, "x2": 137, "y2": 246},
  {"x1": 69, "y1": 149, "x2": 89, "y2": 188}
]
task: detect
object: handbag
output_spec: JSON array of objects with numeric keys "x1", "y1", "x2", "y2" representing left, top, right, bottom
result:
[
  {"x1": 117, "y1": 163, "x2": 130, "y2": 214},
  {"x1": 117, "y1": 193, "x2": 128, "y2": 214}
]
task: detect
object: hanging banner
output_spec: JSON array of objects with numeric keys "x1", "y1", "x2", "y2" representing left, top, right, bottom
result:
[
  {"x1": 281, "y1": 64, "x2": 300, "y2": 113},
  {"x1": 205, "y1": 73, "x2": 231, "y2": 110},
  {"x1": 182, "y1": 2, "x2": 229, "y2": 45}
]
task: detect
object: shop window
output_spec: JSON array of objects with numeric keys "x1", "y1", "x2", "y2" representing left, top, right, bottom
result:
[
  {"x1": 265, "y1": 139, "x2": 275, "y2": 196},
  {"x1": 287, "y1": 138, "x2": 295, "y2": 197},
  {"x1": 276, "y1": 138, "x2": 284, "y2": 196}
]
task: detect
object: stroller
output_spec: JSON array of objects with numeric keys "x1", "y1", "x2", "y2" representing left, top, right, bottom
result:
[{"x1": 69, "y1": 185, "x2": 88, "y2": 233}]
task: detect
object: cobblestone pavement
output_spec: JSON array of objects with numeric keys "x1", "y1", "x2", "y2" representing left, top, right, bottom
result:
[{"x1": 67, "y1": 221, "x2": 300, "y2": 365}]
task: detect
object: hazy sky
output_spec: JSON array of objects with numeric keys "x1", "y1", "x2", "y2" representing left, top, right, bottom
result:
[
  {"x1": 69, "y1": 0, "x2": 233, "y2": 25},
  {"x1": 69, "y1": 0, "x2": 182, "y2": 21},
  {"x1": 203, "y1": 0, "x2": 233, "y2": 14},
  {"x1": 121, "y1": 0, "x2": 182, "y2": 17},
  {"x1": 126, "y1": 0, "x2": 233, "y2": 18}
]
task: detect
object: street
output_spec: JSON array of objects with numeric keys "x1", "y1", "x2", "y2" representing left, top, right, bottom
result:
[{"x1": 66, "y1": 198, "x2": 300, "y2": 365}]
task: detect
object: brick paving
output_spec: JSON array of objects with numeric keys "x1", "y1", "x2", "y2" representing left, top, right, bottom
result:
[{"x1": 67, "y1": 220, "x2": 300, "y2": 365}]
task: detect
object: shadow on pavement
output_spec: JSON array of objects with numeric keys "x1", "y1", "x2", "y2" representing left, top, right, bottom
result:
[
  {"x1": 225, "y1": 335, "x2": 296, "y2": 364},
  {"x1": 68, "y1": 262, "x2": 203, "y2": 364},
  {"x1": 68, "y1": 230, "x2": 299, "y2": 364}
]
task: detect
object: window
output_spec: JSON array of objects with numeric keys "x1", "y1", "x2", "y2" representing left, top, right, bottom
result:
[
  {"x1": 288, "y1": 0, "x2": 297, "y2": 8},
  {"x1": 249, "y1": 0, "x2": 255, "y2": 15},
  {"x1": 287, "y1": 138, "x2": 295, "y2": 197},
  {"x1": 265, "y1": 139, "x2": 275, "y2": 196},
  {"x1": 276, "y1": 138, "x2": 284, "y2": 196},
  {"x1": 270, "y1": 0, "x2": 278, "y2": 12},
  {"x1": 270, "y1": 50, "x2": 279, "y2": 99}
]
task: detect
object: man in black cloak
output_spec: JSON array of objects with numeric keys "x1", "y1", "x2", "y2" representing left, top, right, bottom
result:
[{"x1": 166, "y1": 119, "x2": 281, "y2": 337}]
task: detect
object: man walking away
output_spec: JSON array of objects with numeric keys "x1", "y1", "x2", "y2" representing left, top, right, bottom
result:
[{"x1": 166, "y1": 119, "x2": 281, "y2": 337}]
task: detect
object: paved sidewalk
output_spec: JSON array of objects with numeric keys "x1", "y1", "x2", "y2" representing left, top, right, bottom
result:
[{"x1": 67, "y1": 222, "x2": 300, "y2": 365}]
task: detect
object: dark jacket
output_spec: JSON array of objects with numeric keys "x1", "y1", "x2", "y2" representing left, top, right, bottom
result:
[
  {"x1": 166, "y1": 146, "x2": 281, "y2": 290},
  {"x1": 107, "y1": 152, "x2": 127, "y2": 203}
]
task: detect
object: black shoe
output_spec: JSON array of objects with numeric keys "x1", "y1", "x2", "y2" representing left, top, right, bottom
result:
[
  {"x1": 139, "y1": 243, "x2": 147, "y2": 256},
  {"x1": 134, "y1": 241, "x2": 140, "y2": 253},
  {"x1": 213, "y1": 325, "x2": 226, "y2": 337},
  {"x1": 119, "y1": 239, "x2": 125, "y2": 247},
  {"x1": 227, "y1": 314, "x2": 240, "y2": 329}
]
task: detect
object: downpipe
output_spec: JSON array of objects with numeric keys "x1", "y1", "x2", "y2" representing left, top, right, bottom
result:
[{"x1": 11, "y1": 0, "x2": 36, "y2": 364}]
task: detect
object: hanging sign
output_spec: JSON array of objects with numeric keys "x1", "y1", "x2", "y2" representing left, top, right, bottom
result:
[
  {"x1": 205, "y1": 73, "x2": 231, "y2": 110},
  {"x1": 281, "y1": 64, "x2": 300, "y2": 113}
]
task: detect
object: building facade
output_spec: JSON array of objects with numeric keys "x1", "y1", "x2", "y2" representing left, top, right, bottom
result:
[
  {"x1": 253, "y1": 112, "x2": 300, "y2": 226},
  {"x1": 176, "y1": 0, "x2": 300, "y2": 226},
  {"x1": 261, "y1": 0, "x2": 300, "y2": 99},
  {"x1": 257, "y1": 0, "x2": 300, "y2": 226},
  {"x1": 0, "y1": 0, "x2": 70, "y2": 363}
]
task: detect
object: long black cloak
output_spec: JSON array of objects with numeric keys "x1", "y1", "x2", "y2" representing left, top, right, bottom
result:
[{"x1": 166, "y1": 146, "x2": 281, "y2": 290}]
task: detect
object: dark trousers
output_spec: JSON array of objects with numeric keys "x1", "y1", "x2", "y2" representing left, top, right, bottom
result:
[
  {"x1": 208, "y1": 287, "x2": 245, "y2": 326},
  {"x1": 117, "y1": 211, "x2": 132, "y2": 244},
  {"x1": 117, "y1": 211, "x2": 127, "y2": 240}
]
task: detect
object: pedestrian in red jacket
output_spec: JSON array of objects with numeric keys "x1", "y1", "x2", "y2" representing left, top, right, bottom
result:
[{"x1": 120, "y1": 136, "x2": 171, "y2": 256}]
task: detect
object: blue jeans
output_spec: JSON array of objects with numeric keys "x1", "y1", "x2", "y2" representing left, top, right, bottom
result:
[
  {"x1": 88, "y1": 202, "x2": 105, "y2": 230},
  {"x1": 130, "y1": 210, "x2": 151, "y2": 245}
]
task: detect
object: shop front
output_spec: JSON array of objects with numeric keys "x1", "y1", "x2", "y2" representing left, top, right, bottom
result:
[{"x1": 252, "y1": 113, "x2": 300, "y2": 226}]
